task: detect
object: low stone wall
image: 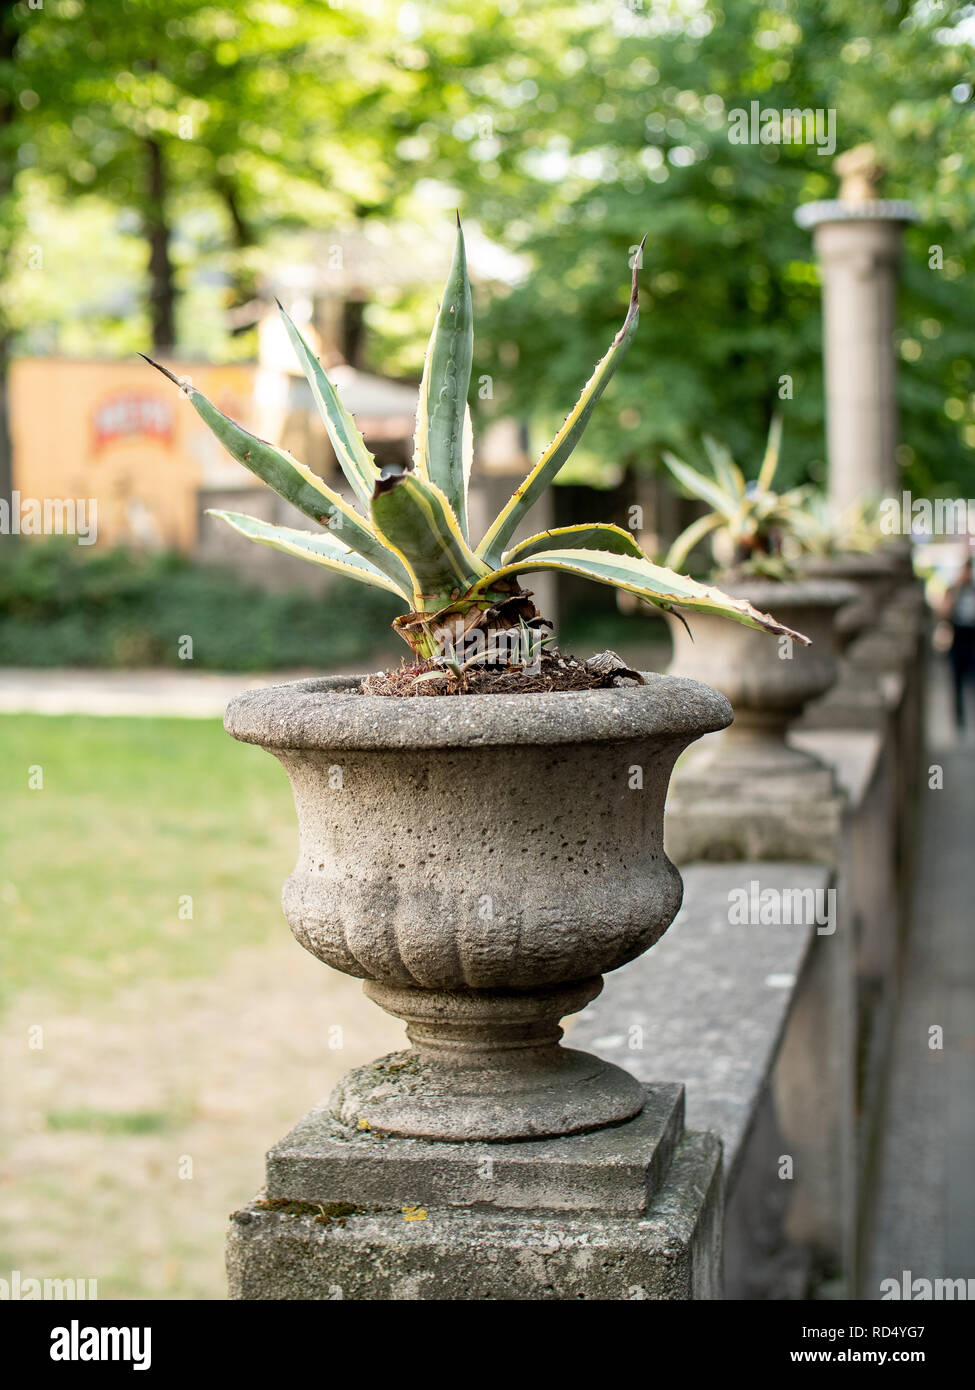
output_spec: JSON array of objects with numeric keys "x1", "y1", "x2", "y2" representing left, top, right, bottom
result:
[
  {"x1": 573, "y1": 577, "x2": 925, "y2": 1297},
  {"x1": 224, "y1": 576, "x2": 925, "y2": 1300}
]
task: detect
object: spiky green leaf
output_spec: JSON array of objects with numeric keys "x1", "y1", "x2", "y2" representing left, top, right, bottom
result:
[
  {"x1": 701, "y1": 435, "x2": 745, "y2": 497},
  {"x1": 757, "y1": 414, "x2": 784, "y2": 493},
  {"x1": 664, "y1": 511, "x2": 726, "y2": 572},
  {"x1": 413, "y1": 221, "x2": 474, "y2": 537},
  {"x1": 207, "y1": 511, "x2": 409, "y2": 598},
  {"x1": 661, "y1": 449, "x2": 737, "y2": 517},
  {"x1": 276, "y1": 302, "x2": 381, "y2": 508},
  {"x1": 140, "y1": 356, "x2": 412, "y2": 594},
  {"x1": 472, "y1": 547, "x2": 810, "y2": 643},
  {"x1": 502, "y1": 523, "x2": 644, "y2": 565},
  {"x1": 370, "y1": 469, "x2": 489, "y2": 611},
  {"x1": 477, "y1": 245, "x2": 644, "y2": 567}
]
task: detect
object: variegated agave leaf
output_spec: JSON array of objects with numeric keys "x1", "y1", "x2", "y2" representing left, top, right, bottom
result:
[
  {"x1": 664, "y1": 417, "x2": 817, "y2": 580},
  {"x1": 370, "y1": 465, "x2": 488, "y2": 611},
  {"x1": 208, "y1": 510, "x2": 409, "y2": 597},
  {"x1": 275, "y1": 302, "x2": 382, "y2": 509},
  {"x1": 473, "y1": 547, "x2": 811, "y2": 644},
  {"x1": 413, "y1": 218, "x2": 474, "y2": 538},
  {"x1": 140, "y1": 356, "x2": 411, "y2": 596},
  {"x1": 476, "y1": 240, "x2": 645, "y2": 568}
]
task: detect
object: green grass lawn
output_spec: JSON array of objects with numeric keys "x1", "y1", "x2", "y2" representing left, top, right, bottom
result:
[{"x1": 0, "y1": 714, "x2": 296, "y2": 1012}]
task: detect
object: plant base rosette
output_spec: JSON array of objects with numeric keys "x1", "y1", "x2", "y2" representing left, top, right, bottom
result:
[
  {"x1": 329, "y1": 978, "x2": 644, "y2": 1141},
  {"x1": 225, "y1": 672, "x2": 731, "y2": 1142}
]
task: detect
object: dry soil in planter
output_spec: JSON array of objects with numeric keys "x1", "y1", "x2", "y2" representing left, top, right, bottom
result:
[{"x1": 359, "y1": 648, "x2": 644, "y2": 697}]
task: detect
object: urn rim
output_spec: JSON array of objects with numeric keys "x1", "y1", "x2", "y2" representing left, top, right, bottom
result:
[
  {"x1": 706, "y1": 576, "x2": 859, "y2": 611},
  {"x1": 224, "y1": 671, "x2": 732, "y2": 752},
  {"x1": 797, "y1": 552, "x2": 901, "y2": 583}
]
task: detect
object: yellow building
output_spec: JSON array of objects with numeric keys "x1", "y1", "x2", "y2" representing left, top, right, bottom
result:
[{"x1": 9, "y1": 356, "x2": 261, "y2": 552}]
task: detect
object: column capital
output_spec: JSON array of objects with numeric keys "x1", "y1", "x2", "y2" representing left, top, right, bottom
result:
[{"x1": 795, "y1": 200, "x2": 919, "y2": 231}]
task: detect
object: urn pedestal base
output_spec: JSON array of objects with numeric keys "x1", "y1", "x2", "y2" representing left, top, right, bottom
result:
[
  {"x1": 226, "y1": 1085, "x2": 723, "y2": 1300},
  {"x1": 664, "y1": 578, "x2": 855, "y2": 862},
  {"x1": 798, "y1": 660, "x2": 895, "y2": 732},
  {"x1": 665, "y1": 739, "x2": 845, "y2": 866},
  {"x1": 328, "y1": 976, "x2": 646, "y2": 1142}
]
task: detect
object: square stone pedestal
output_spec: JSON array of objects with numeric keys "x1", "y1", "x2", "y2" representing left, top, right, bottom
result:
[
  {"x1": 664, "y1": 754, "x2": 846, "y2": 865},
  {"x1": 227, "y1": 1085, "x2": 723, "y2": 1300}
]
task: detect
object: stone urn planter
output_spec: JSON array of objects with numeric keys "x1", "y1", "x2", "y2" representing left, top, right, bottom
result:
[
  {"x1": 797, "y1": 553, "x2": 898, "y2": 650},
  {"x1": 665, "y1": 578, "x2": 856, "y2": 777},
  {"x1": 795, "y1": 553, "x2": 921, "y2": 728},
  {"x1": 225, "y1": 672, "x2": 731, "y2": 1144}
]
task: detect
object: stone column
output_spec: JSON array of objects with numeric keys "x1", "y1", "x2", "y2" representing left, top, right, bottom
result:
[{"x1": 795, "y1": 145, "x2": 918, "y2": 515}]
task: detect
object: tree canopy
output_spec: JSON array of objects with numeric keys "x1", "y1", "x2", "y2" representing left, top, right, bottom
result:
[{"x1": 3, "y1": 0, "x2": 973, "y2": 499}]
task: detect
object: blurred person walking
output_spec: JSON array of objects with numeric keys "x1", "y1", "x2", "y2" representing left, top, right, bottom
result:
[{"x1": 940, "y1": 555, "x2": 975, "y2": 733}]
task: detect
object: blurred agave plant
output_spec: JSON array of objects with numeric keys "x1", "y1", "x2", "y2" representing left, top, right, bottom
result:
[
  {"x1": 663, "y1": 418, "x2": 824, "y2": 580},
  {"x1": 144, "y1": 221, "x2": 807, "y2": 661},
  {"x1": 797, "y1": 493, "x2": 886, "y2": 558}
]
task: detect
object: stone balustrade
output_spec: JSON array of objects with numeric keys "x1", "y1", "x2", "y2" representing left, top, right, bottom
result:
[
  {"x1": 227, "y1": 574, "x2": 926, "y2": 1299},
  {"x1": 567, "y1": 573, "x2": 926, "y2": 1297}
]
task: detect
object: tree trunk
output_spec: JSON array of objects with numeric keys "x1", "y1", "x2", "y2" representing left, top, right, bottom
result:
[
  {"x1": 145, "y1": 137, "x2": 176, "y2": 351},
  {"x1": 216, "y1": 177, "x2": 260, "y2": 336},
  {"x1": 342, "y1": 299, "x2": 367, "y2": 369}
]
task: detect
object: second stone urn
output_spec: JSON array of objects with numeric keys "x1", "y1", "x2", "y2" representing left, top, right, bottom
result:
[
  {"x1": 225, "y1": 672, "x2": 731, "y2": 1144},
  {"x1": 665, "y1": 577, "x2": 856, "y2": 778},
  {"x1": 798, "y1": 552, "x2": 898, "y2": 650}
]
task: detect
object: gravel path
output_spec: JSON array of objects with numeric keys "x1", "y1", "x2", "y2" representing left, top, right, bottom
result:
[{"x1": 0, "y1": 668, "x2": 323, "y2": 719}]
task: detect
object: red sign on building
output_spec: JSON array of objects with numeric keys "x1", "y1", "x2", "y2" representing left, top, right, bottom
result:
[{"x1": 92, "y1": 393, "x2": 174, "y2": 453}]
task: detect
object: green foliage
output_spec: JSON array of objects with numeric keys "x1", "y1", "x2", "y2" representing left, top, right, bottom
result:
[
  {"x1": 395, "y1": 0, "x2": 975, "y2": 500},
  {"x1": 0, "y1": 538, "x2": 400, "y2": 670},
  {"x1": 4, "y1": 0, "x2": 971, "y2": 501}
]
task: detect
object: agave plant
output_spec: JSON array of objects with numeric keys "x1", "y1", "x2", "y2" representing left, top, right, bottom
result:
[
  {"x1": 663, "y1": 418, "x2": 823, "y2": 580},
  {"x1": 797, "y1": 493, "x2": 886, "y2": 558},
  {"x1": 144, "y1": 222, "x2": 807, "y2": 662}
]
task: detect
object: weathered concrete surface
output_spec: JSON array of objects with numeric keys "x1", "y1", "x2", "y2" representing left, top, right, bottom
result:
[
  {"x1": 790, "y1": 728, "x2": 883, "y2": 805},
  {"x1": 570, "y1": 862, "x2": 850, "y2": 1296},
  {"x1": 798, "y1": 554, "x2": 897, "y2": 650},
  {"x1": 227, "y1": 1129, "x2": 723, "y2": 1301},
  {"x1": 664, "y1": 581, "x2": 856, "y2": 864},
  {"x1": 799, "y1": 665, "x2": 898, "y2": 732},
  {"x1": 225, "y1": 671, "x2": 732, "y2": 751},
  {"x1": 266, "y1": 1084, "x2": 685, "y2": 1214},
  {"x1": 328, "y1": 1039, "x2": 648, "y2": 1144},
  {"x1": 721, "y1": 1086, "x2": 813, "y2": 1299},
  {"x1": 569, "y1": 864, "x2": 824, "y2": 1185},
  {"x1": 667, "y1": 580, "x2": 854, "y2": 743},
  {"x1": 795, "y1": 562, "x2": 917, "y2": 736},
  {"x1": 795, "y1": 186, "x2": 917, "y2": 510}
]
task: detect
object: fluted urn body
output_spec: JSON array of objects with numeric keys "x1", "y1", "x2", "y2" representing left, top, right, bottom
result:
[{"x1": 225, "y1": 673, "x2": 731, "y2": 1142}]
